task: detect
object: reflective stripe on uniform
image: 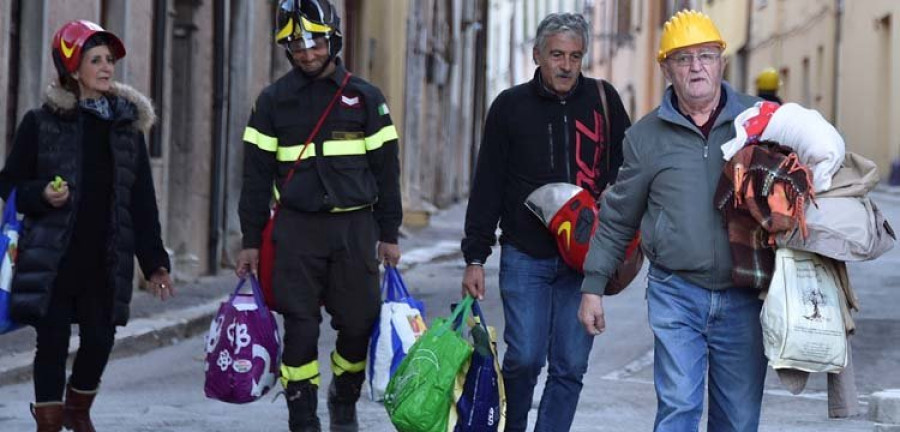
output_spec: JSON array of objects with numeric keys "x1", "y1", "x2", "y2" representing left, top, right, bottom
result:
[
  {"x1": 365, "y1": 125, "x2": 398, "y2": 151},
  {"x1": 272, "y1": 128, "x2": 395, "y2": 161},
  {"x1": 273, "y1": 183, "x2": 371, "y2": 213},
  {"x1": 331, "y1": 204, "x2": 370, "y2": 213},
  {"x1": 276, "y1": 144, "x2": 318, "y2": 162},
  {"x1": 322, "y1": 139, "x2": 366, "y2": 156},
  {"x1": 280, "y1": 361, "x2": 320, "y2": 387},
  {"x1": 243, "y1": 127, "x2": 278, "y2": 152},
  {"x1": 331, "y1": 351, "x2": 365, "y2": 376}
]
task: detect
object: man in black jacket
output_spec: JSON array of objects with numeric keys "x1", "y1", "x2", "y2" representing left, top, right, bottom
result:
[
  {"x1": 461, "y1": 12, "x2": 631, "y2": 432},
  {"x1": 235, "y1": 1, "x2": 401, "y2": 431}
]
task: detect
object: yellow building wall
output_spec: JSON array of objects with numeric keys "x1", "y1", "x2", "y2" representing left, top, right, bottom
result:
[
  {"x1": 746, "y1": 0, "x2": 836, "y2": 119},
  {"x1": 356, "y1": 0, "x2": 409, "y2": 140},
  {"x1": 704, "y1": 0, "x2": 749, "y2": 58},
  {"x1": 839, "y1": 0, "x2": 900, "y2": 175},
  {"x1": 704, "y1": 0, "x2": 750, "y2": 88},
  {"x1": 585, "y1": 0, "x2": 666, "y2": 121}
]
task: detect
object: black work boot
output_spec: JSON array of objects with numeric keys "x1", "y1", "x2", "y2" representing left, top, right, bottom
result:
[
  {"x1": 327, "y1": 372, "x2": 365, "y2": 432},
  {"x1": 285, "y1": 380, "x2": 321, "y2": 432}
]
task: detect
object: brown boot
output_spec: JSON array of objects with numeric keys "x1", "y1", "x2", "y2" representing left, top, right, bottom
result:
[
  {"x1": 62, "y1": 385, "x2": 97, "y2": 432},
  {"x1": 30, "y1": 402, "x2": 63, "y2": 432}
]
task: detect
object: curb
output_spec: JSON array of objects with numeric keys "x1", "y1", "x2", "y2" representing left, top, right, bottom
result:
[
  {"x1": 396, "y1": 240, "x2": 461, "y2": 271},
  {"x1": 871, "y1": 389, "x2": 900, "y2": 427},
  {"x1": 0, "y1": 243, "x2": 464, "y2": 386},
  {"x1": 0, "y1": 297, "x2": 226, "y2": 386}
]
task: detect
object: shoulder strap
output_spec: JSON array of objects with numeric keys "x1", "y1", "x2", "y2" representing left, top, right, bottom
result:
[
  {"x1": 595, "y1": 78, "x2": 611, "y2": 171},
  {"x1": 276, "y1": 72, "x2": 352, "y2": 205}
]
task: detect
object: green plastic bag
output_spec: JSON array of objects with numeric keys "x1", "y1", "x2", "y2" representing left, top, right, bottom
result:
[{"x1": 385, "y1": 296, "x2": 475, "y2": 432}]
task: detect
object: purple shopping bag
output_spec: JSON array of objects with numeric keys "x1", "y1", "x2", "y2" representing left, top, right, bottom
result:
[{"x1": 204, "y1": 275, "x2": 281, "y2": 404}]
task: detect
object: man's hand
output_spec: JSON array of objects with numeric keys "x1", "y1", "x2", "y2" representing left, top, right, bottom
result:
[
  {"x1": 462, "y1": 264, "x2": 486, "y2": 300},
  {"x1": 42, "y1": 180, "x2": 69, "y2": 208},
  {"x1": 377, "y1": 242, "x2": 401, "y2": 267},
  {"x1": 235, "y1": 248, "x2": 259, "y2": 278},
  {"x1": 578, "y1": 293, "x2": 606, "y2": 336},
  {"x1": 148, "y1": 267, "x2": 175, "y2": 301}
]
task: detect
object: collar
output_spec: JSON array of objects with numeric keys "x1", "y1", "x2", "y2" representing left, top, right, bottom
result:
[
  {"x1": 658, "y1": 81, "x2": 746, "y2": 133},
  {"x1": 530, "y1": 68, "x2": 583, "y2": 101},
  {"x1": 671, "y1": 90, "x2": 727, "y2": 128},
  {"x1": 287, "y1": 57, "x2": 349, "y2": 92}
]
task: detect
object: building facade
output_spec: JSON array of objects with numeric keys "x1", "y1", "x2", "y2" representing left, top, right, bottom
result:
[
  {"x1": 1, "y1": 0, "x2": 488, "y2": 280},
  {"x1": 485, "y1": 0, "x2": 900, "y2": 179}
]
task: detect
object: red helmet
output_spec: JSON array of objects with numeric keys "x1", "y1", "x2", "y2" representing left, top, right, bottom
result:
[
  {"x1": 51, "y1": 20, "x2": 126, "y2": 76},
  {"x1": 525, "y1": 183, "x2": 642, "y2": 276}
]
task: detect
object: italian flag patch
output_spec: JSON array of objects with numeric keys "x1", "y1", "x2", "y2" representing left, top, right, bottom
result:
[{"x1": 378, "y1": 103, "x2": 390, "y2": 116}]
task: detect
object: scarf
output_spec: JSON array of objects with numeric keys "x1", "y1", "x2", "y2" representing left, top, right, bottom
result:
[{"x1": 79, "y1": 96, "x2": 112, "y2": 120}]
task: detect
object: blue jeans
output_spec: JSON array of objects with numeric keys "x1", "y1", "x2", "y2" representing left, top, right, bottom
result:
[
  {"x1": 647, "y1": 265, "x2": 767, "y2": 432},
  {"x1": 498, "y1": 244, "x2": 593, "y2": 432}
]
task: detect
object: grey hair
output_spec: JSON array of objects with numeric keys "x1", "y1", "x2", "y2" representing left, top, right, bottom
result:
[{"x1": 534, "y1": 13, "x2": 591, "y2": 54}]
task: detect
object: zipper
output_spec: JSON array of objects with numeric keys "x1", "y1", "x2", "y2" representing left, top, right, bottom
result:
[
  {"x1": 547, "y1": 123, "x2": 555, "y2": 170},
  {"x1": 703, "y1": 135, "x2": 716, "y2": 281},
  {"x1": 562, "y1": 106, "x2": 571, "y2": 181}
]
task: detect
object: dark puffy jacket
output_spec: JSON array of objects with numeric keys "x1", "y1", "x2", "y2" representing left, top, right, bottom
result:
[{"x1": 0, "y1": 82, "x2": 169, "y2": 326}]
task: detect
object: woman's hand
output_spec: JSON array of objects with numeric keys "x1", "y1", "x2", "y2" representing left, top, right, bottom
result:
[
  {"x1": 148, "y1": 267, "x2": 175, "y2": 301},
  {"x1": 42, "y1": 180, "x2": 69, "y2": 208}
]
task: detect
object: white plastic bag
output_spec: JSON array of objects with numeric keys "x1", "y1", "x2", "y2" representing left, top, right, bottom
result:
[
  {"x1": 367, "y1": 266, "x2": 427, "y2": 402},
  {"x1": 761, "y1": 248, "x2": 847, "y2": 373}
]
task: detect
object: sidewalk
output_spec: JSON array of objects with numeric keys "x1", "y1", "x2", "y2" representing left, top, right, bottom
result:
[{"x1": 0, "y1": 200, "x2": 469, "y2": 386}]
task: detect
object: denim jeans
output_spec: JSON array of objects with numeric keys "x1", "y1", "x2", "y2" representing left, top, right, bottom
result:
[
  {"x1": 498, "y1": 244, "x2": 594, "y2": 432},
  {"x1": 647, "y1": 265, "x2": 767, "y2": 432}
]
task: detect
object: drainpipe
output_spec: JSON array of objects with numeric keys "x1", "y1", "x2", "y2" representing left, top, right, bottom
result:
[
  {"x1": 5, "y1": 0, "x2": 21, "y2": 154},
  {"x1": 150, "y1": 0, "x2": 167, "y2": 158},
  {"x1": 831, "y1": 0, "x2": 843, "y2": 126},
  {"x1": 740, "y1": 0, "x2": 752, "y2": 92},
  {"x1": 209, "y1": 0, "x2": 227, "y2": 274}
]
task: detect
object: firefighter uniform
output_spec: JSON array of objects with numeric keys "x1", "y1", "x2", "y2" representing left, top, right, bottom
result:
[{"x1": 239, "y1": 60, "x2": 401, "y2": 393}]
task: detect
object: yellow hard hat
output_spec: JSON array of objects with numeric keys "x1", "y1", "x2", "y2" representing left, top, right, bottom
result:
[
  {"x1": 658, "y1": 10, "x2": 726, "y2": 62},
  {"x1": 756, "y1": 68, "x2": 781, "y2": 91}
]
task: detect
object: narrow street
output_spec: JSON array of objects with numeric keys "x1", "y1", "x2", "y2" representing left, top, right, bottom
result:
[{"x1": 1, "y1": 189, "x2": 897, "y2": 430}]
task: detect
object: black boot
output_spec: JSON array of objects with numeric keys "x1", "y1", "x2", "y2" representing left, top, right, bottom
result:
[
  {"x1": 285, "y1": 380, "x2": 321, "y2": 432},
  {"x1": 327, "y1": 372, "x2": 364, "y2": 432}
]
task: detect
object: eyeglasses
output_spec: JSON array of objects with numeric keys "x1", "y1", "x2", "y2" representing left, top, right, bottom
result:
[{"x1": 667, "y1": 51, "x2": 721, "y2": 67}]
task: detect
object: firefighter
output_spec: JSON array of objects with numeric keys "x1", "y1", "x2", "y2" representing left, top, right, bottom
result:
[
  {"x1": 235, "y1": 1, "x2": 402, "y2": 431},
  {"x1": 755, "y1": 67, "x2": 783, "y2": 103}
]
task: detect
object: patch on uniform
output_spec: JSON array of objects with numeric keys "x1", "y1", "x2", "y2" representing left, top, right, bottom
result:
[
  {"x1": 340, "y1": 91, "x2": 363, "y2": 109},
  {"x1": 378, "y1": 103, "x2": 390, "y2": 116},
  {"x1": 333, "y1": 131, "x2": 364, "y2": 140}
]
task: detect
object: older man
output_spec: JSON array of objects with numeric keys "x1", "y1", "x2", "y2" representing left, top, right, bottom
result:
[
  {"x1": 462, "y1": 12, "x2": 631, "y2": 432},
  {"x1": 579, "y1": 10, "x2": 767, "y2": 432}
]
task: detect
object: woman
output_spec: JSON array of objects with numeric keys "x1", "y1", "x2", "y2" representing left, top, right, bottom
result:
[{"x1": 0, "y1": 20, "x2": 173, "y2": 432}]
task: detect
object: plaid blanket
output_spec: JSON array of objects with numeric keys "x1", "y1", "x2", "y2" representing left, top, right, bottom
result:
[{"x1": 714, "y1": 141, "x2": 815, "y2": 290}]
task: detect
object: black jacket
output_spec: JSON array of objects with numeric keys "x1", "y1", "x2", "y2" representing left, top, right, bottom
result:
[
  {"x1": 239, "y1": 62, "x2": 402, "y2": 248},
  {"x1": 0, "y1": 82, "x2": 169, "y2": 326},
  {"x1": 462, "y1": 70, "x2": 631, "y2": 264}
]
